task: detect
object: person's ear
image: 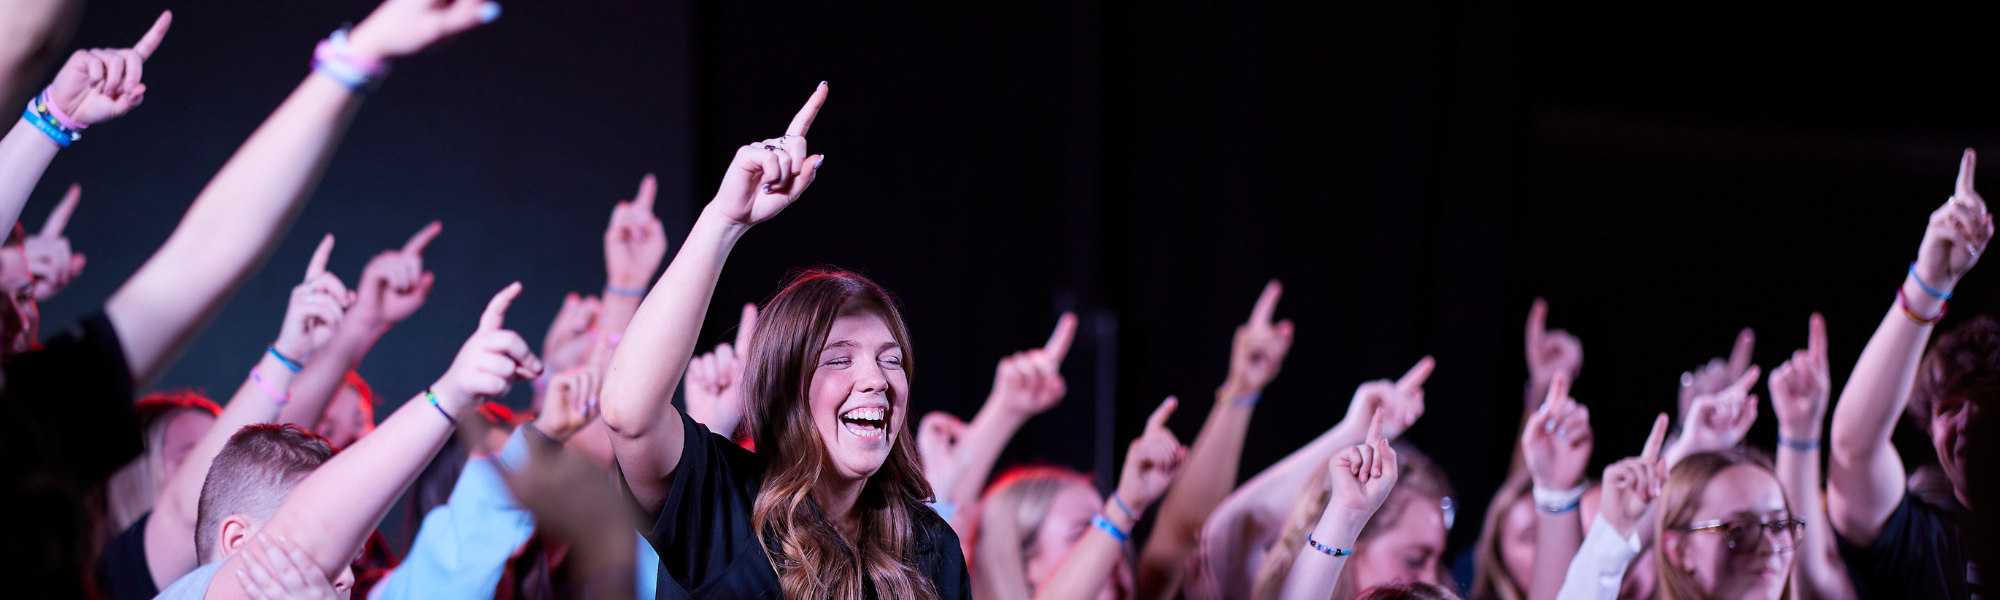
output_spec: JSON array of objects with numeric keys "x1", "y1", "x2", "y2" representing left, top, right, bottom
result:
[
  {"x1": 216, "y1": 514, "x2": 256, "y2": 560},
  {"x1": 1661, "y1": 530, "x2": 1687, "y2": 571}
]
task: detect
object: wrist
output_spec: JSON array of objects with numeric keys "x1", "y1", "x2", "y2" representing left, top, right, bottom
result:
[
  {"x1": 269, "y1": 339, "x2": 310, "y2": 367},
  {"x1": 1218, "y1": 378, "x2": 1260, "y2": 407},
  {"x1": 697, "y1": 204, "x2": 754, "y2": 244},
  {"x1": 1316, "y1": 505, "x2": 1374, "y2": 538},
  {"x1": 1100, "y1": 497, "x2": 1139, "y2": 531},
  {"x1": 1901, "y1": 276, "x2": 1948, "y2": 316},
  {"x1": 428, "y1": 381, "x2": 475, "y2": 415},
  {"x1": 973, "y1": 396, "x2": 1032, "y2": 430}
]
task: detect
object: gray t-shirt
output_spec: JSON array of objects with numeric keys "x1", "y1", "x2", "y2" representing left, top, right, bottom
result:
[{"x1": 152, "y1": 560, "x2": 224, "y2": 600}]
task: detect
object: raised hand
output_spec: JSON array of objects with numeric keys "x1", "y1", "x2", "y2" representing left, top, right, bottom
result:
[
  {"x1": 233, "y1": 534, "x2": 344, "y2": 600},
  {"x1": 1602, "y1": 413, "x2": 1668, "y2": 539},
  {"x1": 270, "y1": 235, "x2": 353, "y2": 362},
  {"x1": 1328, "y1": 409, "x2": 1400, "y2": 517},
  {"x1": 1678, "y1": 328, "x2": 1756, "y2": 412},
  {"x1": 1525, "y1": 298, "x2": 1583, "y2": 395},
  {"x1": 1345, "y1": 356, "x2": 1433, "y2": 441},
  {"x1": 605, "y1": 174, "x2": 670, "y2": 291},
  {"x1": 1522, "y1": 373, "x2": 1594, "y2": 491},
  {"x1": 535, "y1": 367, "x2": 602, "y2": 443},
  {"x1": 1223, "y1": 280, "x2": 1295, "y2": 400},
  {"x1": 345, "y1": 0, "x2": 501, "y2": 65},
  {"x1": 682, "y1": 303, "x2": 757, "y2": 436},
  {"x1": 24, "y1": 183, "x2": 85, "y2": 301},
  {"x1": 540, "y1": 292, "x2": 601, "y2": 376},
  {"x1": 1668, "y1": 365, "x2": 1761, "y2": 466},
  {"x1": 430, "y1": 282, "x2": 543, "y2": 412},
  {"x1": 1769, "y1": 313, "x2": 1831, "y2": 443},
  {"x1": 987, "y1": 312, "x2": 1077, "y2": 418},
  {"x1": 350, "y1": 221, "x2": 440, "y2": 329},
  {"x1": 1912, "y1": 149, "x2": 1994, "y2": 295},
  {"x1": 44, "y1": 11, "x2": 170, "y2": 127},
  {"x1": 917, "y1": 411, "x2": 968, "y2": 490},
  {"x1": 709, "y1": 83, "x2": 828, "y2": 229},
  {"x1": 1115, "y1": 398, "x2": 1188, "y2": 514}
]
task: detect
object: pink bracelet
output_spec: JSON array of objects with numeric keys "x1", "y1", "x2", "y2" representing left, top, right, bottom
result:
[
  {"x1": 37, "y1": 89, "x2": 85, "y2": 130},
  {"x1": 251, "y1": 365, "x2": 291, "y2": 405},
  {"x1": 314, "y1": 29, "x2": 386, "y2": 75}
]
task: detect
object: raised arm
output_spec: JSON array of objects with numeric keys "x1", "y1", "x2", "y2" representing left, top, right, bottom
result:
[
  {"x1": 145, "y1": 235, "x2": 350, "y2": 590},
  {"x1": 681, "y1": 303, "x2": 758, "y2": 439},
  {"x1": 1139, "y1": 281, "x2": 1293, "y2": 600},
  {"x1": 1515, "y1": 299, "x2": 1582, "y2": 475},
  {"x1": 0, "y1": 0, "x2": 83, "y2": 111},
  {"x1": 1829, "y1": 149, "x2": 1991, "y2": 545},
  {"x1": 592, "y1": 173, "x2": 668, "y2": 363},
  {"x1": 1769, "y1": 313, "x2": 1856, "y2": 600},
  {"x1": 1276, "y1": 410, "x2": 1397, "y2": 600},
  {"x1": 926, "y1": 312, "x2": 1075, "y2": 534},
  {"x1": 1555, "y1": 415, "x2": 1667, "y2": 600},
  {"x1": 1660, "y1": 367, "x2": 1760, "y2": 470},
  {"x1": 600, "y1": 84, "x2": 825, "y2": 513},
  {"x1": 1522, "y1": 374, "x2": 1593, "y2": 600},
  {"x1": 23, "y1": 183, "x2": 85, "y2": 301},
  {"x1": 104, "y1": 0, "x2": 490, "y2": 388},
  {"x1": 278, "y1": 223, "x2": 437, "y2": 427},
  {"x1": 0, "y1": 12, "x2": 167, "y2": 235},
  {"x1": 1036, "y1": 399, "x2": 1185, "y2": 600},
  {"x1": 216, "y1": 282, "x2": 542, "y2": 595}
]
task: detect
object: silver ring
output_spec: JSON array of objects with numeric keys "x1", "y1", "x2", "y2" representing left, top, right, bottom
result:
[{"x1": 763, "y1": 144, "x2": 780, "y2": 152}]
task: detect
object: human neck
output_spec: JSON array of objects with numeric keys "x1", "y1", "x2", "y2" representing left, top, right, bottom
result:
[{"x1": 813, "y1": 475, "x2": 868, "y2": 542}]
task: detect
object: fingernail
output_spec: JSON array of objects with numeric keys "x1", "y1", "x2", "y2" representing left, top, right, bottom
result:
[
  {"x1": 818, "y1": 80, "x2": 828, "y2": 88},
  {"x1": 478, "y1": 2, "x2": 502, "y2": 23},
  {"x1": 815, "y1": 155, "x2": 825, "y2": 171},
  {"x1": 761, "y1": 182, "x2": 772, "y2": 193}
]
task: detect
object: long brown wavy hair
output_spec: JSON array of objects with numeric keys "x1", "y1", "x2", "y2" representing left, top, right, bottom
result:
[{"x1": 743, "y1": 267, "x2": 941, "y2": 600}]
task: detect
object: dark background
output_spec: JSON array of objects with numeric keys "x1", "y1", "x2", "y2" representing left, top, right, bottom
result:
[{"x1": 30, "y1": 0, "x2": 2000, "y2": 564}]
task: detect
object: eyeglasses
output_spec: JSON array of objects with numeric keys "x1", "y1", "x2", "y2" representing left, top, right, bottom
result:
[{"x1": 1685, "y1": 517, "x2": 1805, "y2": 552}]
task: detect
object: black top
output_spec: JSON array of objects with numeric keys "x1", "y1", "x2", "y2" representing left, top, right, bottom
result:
[
  {"x1": 97, "y1": 511, "x2": 160, "y2": 600},
  {"x1": 1835, "y1": 492, "x2": 1973, "y2": 600},
  {"x1": 0, "y1": 312, "x2": 139, "y2": 599},
  {"x1": 619, "y1": 410, "x2": 971, "y2": 600}
]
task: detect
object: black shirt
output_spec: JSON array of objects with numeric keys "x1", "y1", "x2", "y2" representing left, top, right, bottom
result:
[
  {"x1": 0, "y1": 312, "x2": 139, "y2": 599},
  {"x1": 621, "y1": 410, "x2": 971, "y2": 600},
  {"x1": 1836, "y1": 492, "x2": 1974, "y2": 600},
  {"x1": 97, "y1": 511, "x2": 160, "y2": 600}
]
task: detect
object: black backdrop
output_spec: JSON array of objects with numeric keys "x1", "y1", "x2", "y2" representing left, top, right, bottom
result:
[{"x1": 31, "y1": 0, "x2": 2000, "y2": 561}]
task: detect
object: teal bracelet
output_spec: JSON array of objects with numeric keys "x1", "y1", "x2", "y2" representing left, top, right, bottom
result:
[
  {"x1": 1778, "y1": 436, "x2": 1821, "y2": 452},
  {"x1": 604, "y1": 283, "x2": 648, "y2": 298},
  {"x1": 1090, "y1": 514, "x2": 1129, "y2": 544},
  {"x1": 266, "y1": 346, "x2": 304, "y2": 373},
  {"x1": 22, "y1": 104, "x2": 74, "y2": 147},
  {"x1": 1306, "y1": 534, "x2": 1353, "y2": 557},
  {"x1": 1908, "y1": 263, "x2": 1953, "y2": 300}
]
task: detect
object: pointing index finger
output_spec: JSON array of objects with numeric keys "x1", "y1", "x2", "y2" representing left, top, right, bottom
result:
[
  {"x1": 632, "y1": 173, "x2": 658, "y2": 216},
  {"x1": 480, "y1": 282, "x2": 523, "y2": 331},
  {"x1": 1249, "y1": 280, "x2": 1283, "y2": 326},
  {"x1": 1727, "y1": 328, "x2": 1755, "y2": 379},
  {"x1": 1397, "y1": 355, "x2": 1435, "y2": 395},
  {"x1": 786, "y1": 82, "x2": 828, "y2": 137},
  {"x1": 133, "y1": 11, "x2": 172, "y2": 59},
  {"x1": 1526, "y1": 297, "x2": 1548, "y2": 348},
  {"x1": 1808, "y1": 312, "x2": 1828, "y2": 366},
  {"x1": 1365, "y1": 406, "x2": 1385, "y2": 443},
  {"x1": 40, "y1": 183, "x2": 80, "y2": 237},
  {"x1": 305, "y1": 234, "x2": 334, "y2": 280},
  {"x1": 403, "y1": 220, "x2": 443, "y2": 256},
  {"x1": 734, "y1": 303, "x2": 759, "y2": 353},
  {"x1": 1044, "y1": 312, "x2": 1078, "y2": 364},
  {"x1": 1641, "y1": 412, "x2": 1669, "y2": 461},
  {"x1": 1145, "y1": 396, "x2": 1178, "y2": 432},
  {"x1": 1959, "y1": 148, "x2": 1978, "y2": 200},
  {"x1": 1727, "y1": 364, "x2": 1761, "y2": 396}
]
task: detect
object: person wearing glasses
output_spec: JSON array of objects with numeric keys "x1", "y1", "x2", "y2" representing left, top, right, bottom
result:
[{"x1": 1653, "y1": 449, "x2": 1805, "y2": 600}]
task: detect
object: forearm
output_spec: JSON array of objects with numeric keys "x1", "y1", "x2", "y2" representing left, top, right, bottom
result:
[
  {"x1": 941, "y1": 400, "x2": 1030, "y2": 508},
  {"x1": 279, "y1": 324, "x2": 385, "y2": 426},
  {"x1": 601, "y1": 210, "x2": 738, "y2": 435},
  {"x1": 1234, "y1": 418, "x2": 1365, "y2": 516},
  {"x1": 1139, "y1": 392, "x2": 1256, "y2": 599},
  {"x1": 1530, "y1": 511, "x2": 1584, "y2": 600},
  {"x1": 1275, "y1": 507, "x2": 1366, "y2": 600},
  {"x1": 259, "y1": 389, "x2": 458, "y2": 574},
  {"x1": 105, "y1": 74, "x2": 363, "y2": 387},
  {"x1": 0, "y1": 0, "x2": 81, "y2": 113},
  {"x1": 1036, "y1": 499, "x2": 1134, "y2": 600},
  {"x1": 0, "y1": 118, "x2": 60, "y2": 233},
  {"x1": 1827, "y1": 282, "x2": 1934, "y2": 539},
  {"x1": 1780, "y1": 443, "x2": 1854, "y2": 600}
]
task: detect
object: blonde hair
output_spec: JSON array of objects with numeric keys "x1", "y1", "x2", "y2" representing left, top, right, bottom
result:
[
  {"x1": 1252, "y1": 441, "x2": 1453, "y2": 600},
  {"x1": 106, "y1": 392, "x2": 220, "y2": 534},
  {"x1": 971, "y1": 466, "x2": 1097, "y2": 600},
  {"x1": 1654, "y1": 448, "x2": 1792, "y2": 600},
  {"x1": 1469, "y1": 471, "x2": 1533, "y2": 600}
]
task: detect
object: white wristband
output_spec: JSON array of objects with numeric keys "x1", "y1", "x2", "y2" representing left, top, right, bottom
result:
[{"x1": 1532, "y1": 481, "x2": 1588, "y2": 513}]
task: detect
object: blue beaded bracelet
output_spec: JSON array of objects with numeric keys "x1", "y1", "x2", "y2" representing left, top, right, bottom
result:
[
  {"x1": 1090, "y1": 514, "x2": 1129, "y2": 544},
  {"x1": 1306, "y1": 534, "x2": 1353, "y2": 557},
  {"x1": 1908, "y1": 263, "x2": 1953, "y2": 300},
  {"x1": 426, "y1": 388, "x2": 455, "y2": 424},
  {"x1": 266, "y1": 346, "x2": 304, "y2": 373}
]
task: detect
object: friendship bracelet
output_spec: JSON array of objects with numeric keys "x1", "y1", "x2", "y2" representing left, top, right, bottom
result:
[
  {"x1": 1895, "y1": 287, "x2": 1948, "y2": 325},
  {"x1": 1908, "y1": 263, "x2": 1954, "y2": 300},
  {"x1": 1111, "y1": 493, "x2": 1141, "y2": 522},
  {"x1": 22, "y1": 98, "x2": 76, "y2": 147},
  {"x1": 1228, "y1": 389, "x2": 1262, "y2": 408},
  {"x1": 1778, "y1": 436, "x2": 1822, "y2": 452},
  {"x1": 37, "y1": 89, "x2": 85, "y2": 130},
  {"x1": 311, "y1": 29, "x2": 389, "y2": 94},
  {"x1": 1532, "y1": 482, "x2": 1587, "y2": 514},
  {"x1": 1305, "y1": 535, "x2": 1353, "y2": 557},
  {"x1": 250, "y1": 366, "x2": 291, "y2": 405},
  {"x1": 266, "y1": 346, "x2": 304, "y2": 373},
  {"x1": 425, "y1": 387, "x2": 456, "y2": 424},
  {"x1": 1090, "y1": 514, "x2": 1129, "y2": 544},
  {"x1": 604, "y1": 283, "x2": 648, "y2": 298}
]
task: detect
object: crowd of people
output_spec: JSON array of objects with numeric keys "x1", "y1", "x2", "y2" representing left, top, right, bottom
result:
[{"x1": 0, "y1": 0, "x2": 1993, "y2": 599}]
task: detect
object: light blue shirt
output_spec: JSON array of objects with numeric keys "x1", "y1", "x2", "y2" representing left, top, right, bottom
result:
[{"x1": 375, "y1": 427, "x2": 659, "y2": 600}]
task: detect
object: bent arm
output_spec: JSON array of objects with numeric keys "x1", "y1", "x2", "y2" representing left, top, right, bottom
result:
[
  {"x1": 145, "y1": 352, "x2": 300, "y2": 589},
  {"x1": 1035, "y1": 498, "x2": 1136, "y2": 600},
  {"x1": 1827, "y1": 281, "x2": 1935, "y2": 545},
  {"x1": 105, "y1": 74, "x2": 362, "y2": 388},
  {"x1": 600, "y1": 209, "x2": 744, "y2": 513},
  {"x1": 277, "y1": 323, "x2": 383, "y2": 426},
  {"x1": 0, "y1": 119, "x2": 61, "y2": 234},
  {"x1": 1139, "y1": 391, "x2": 1257, "y2": 600}
]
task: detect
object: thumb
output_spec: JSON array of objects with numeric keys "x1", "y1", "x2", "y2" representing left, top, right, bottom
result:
[{"x1": 480, "y1": 282, "x2": 523, "y2": 331}]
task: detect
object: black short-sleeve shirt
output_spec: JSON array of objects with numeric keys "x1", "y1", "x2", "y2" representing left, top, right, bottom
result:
[
  {"x1": 1835, "y1": 492, "x2": 1973, "y2": 600},
  {"x1": 96, "y1": 511, "x2": 160, "y2": 600},
  {"x1": 620, "y1": 410, "x2": 970, "y2": 600}
]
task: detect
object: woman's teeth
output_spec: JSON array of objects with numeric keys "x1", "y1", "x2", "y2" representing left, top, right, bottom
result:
[{"x1": 841, "y1": 407, "x2": 887, "y2": 438}]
